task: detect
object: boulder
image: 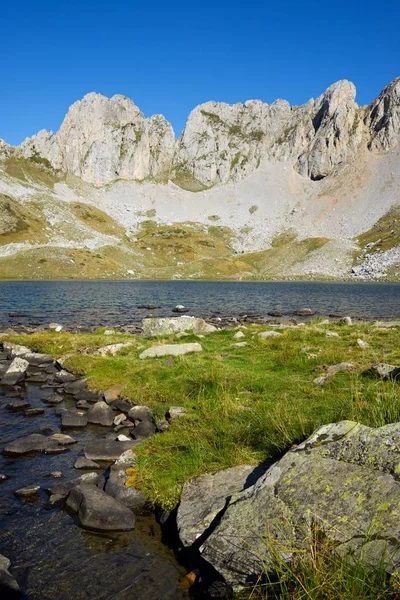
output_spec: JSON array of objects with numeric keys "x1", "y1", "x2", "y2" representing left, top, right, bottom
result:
[
  {"x1": 141, "y1": 316, "x2": 216, "y2": 337},
  {"x1": 66, "y1": 484, "x2": 135, "y2": 531},
  {"x1": 74, "y1": 457, "x2": 100, "y2": 470},
  {"x1": 84, "y1": 439, "x2": 136, "y2": 461},
  {"x1": 233, "y1": 331, "x2": 245, "y2": 340},
  {"x1": 49, "y1": 472, "x2": 104, "y2": 501},
  {"x1": 371, "y1": 363, "x2": 400, "y2": 380},
  {"x1": 2, "y1": 342, "x2": 31, "y2": 357},
  {"x1": 1, "y1": 357, "x2": 29, "y2": 385},
  {"x1": 105, "y1": 449, "x2": 147, "y2": 509},
  {"x1": 95, "y1": 342, "x2": 133, "y2": 357},
  {"x1": 2, "y1": 433, "x2": 66, "y2": 456},
  {"x1": 139, "y1": 343, "x2": 202, "y2": 359},
  {"x1": 166, "y1": 406, "x2": 186, "y2": 420},
  {"x1": 87, "y1": 401, "x2": 114, "y2": 426},
  {"x1": 131, "y1": 420, "x2": 156, "y2": 440},
  {"x1": 177, "y1": 465, "x2": 258, "y2": 547},
  {"x1": 0, "y1": 554, "x2": 19, "y2": 594},
  {"x1": 54, "y1": 369, "x2": 76, "y2": 383},
  {"x1": 200, "y1": 421, "x2": 400, "y2": 586},
  {"x1": 128, "y1": 405, "x2": 153, "y2": 422},
  {"x1": 61, "y1": 410, "x2": 88, "y2": 428}
]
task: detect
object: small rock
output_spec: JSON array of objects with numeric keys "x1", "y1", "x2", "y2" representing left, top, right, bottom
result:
[
  {"x1": 84, "y1": 439, "x2": 136, "y2": 461},
  {"x1": 117, "y1": 434, "x2": 131, "y2": 442},
  {"x1": 132, "y1": 420, "x2": 157, "y2": 440},
  {"x1": 172, "y1": 305, "x2": 187, "y2": 313},
  {"x1": 49, "y1": 323, "x2": 63, "y2": 332},
  {"x1": 128, "y1": 405, "x2": 153, "y2": 421},
  {"x1": 66, "y1": 484, "x2": 135, "y2": 531},
  {"x1": 233, "y1": 331, "x2": 245, "y2": 340},
  {"x1": 44, "y1": 393, "x2": 64, "y2": 405},
  {"x1": 326, "y1": 331, "x2": 339, "y2": 338},
  {"x1": 258, "y1": 331, "x2": 282, "y2": 339},
  {"x1": 1, "y1": 357, "x2": 29, "y2": 385},
  {"x1": 113, "y1": 398, "x2": 133, "y2": 413},
  {"x1": 14, "y1": 484, "x2": 40, "y2": 498},
  {"x1": 104, "y1": 329, "x2": 115, "y2": 335},
  {"x1": 114, "y1": 413, "x2": 126, "y2": 426},
  {"x1": 167, "y1": 406, "x2": 186, "y2": 420},
  {"x1": 157, "y1": 420, "x2": 170, "y2": 432},
  {"x1": 7, "y1": 399, "x2": 30, "y2": 411},
  {"x1": 232, "y1": 342, "x2": 247, "y2": 347},
  {"x1": 24, "y1": 408, "x2": 45, "y2": 416},
  {"x1": 357, "y1": 338, "x2": 370, "y2": 348},
  {"x1": 76, "y1": 400, "x2": 91, "y2": 409},
  {"x1": 54, "y1": 369, "x2": 76, "y2": 383},
  {"x1": 50, "y1": 433, "x2": 77, "y2": 445},
  {"x1": 340, "y1": 316, "x2": 352, "y2": 325},
  {"x1": 87, "y1": 401, "x2": 115, "y2": 426},
  {"x1": 294, "y1": 308, "x2": 314, "y2": 316},
  {"x1": 74, "y1": 457, "x2": 100, "y2": 470},
  {"x1": 49, "y1": 471, "x2": 63, "y2": 478},
  {"x1": 95, "y1": 343, "x2": 133, "y2": 357},
  {"x1": 176, "y1": 331, "x2": 189, "y2": 338},
  {"x1": 163, "y1": 356, "x2": 175, "y2": 366}
]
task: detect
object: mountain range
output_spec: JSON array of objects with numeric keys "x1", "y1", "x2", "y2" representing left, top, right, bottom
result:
[{"x1": 0, "y1": 77, "x2": 399, "y2": 280}]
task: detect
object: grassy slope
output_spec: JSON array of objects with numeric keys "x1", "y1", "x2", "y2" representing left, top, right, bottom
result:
[{"x1": 6, "y1": 322, "x2": 400, "y2": 510}]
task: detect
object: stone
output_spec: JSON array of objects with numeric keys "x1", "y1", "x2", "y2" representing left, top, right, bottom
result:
[
  {"x1": 139, "y1": 343, "x2": 202, "y2": 359},
  {"x1": 23, "y1": 352, "x2": 54, "y2": 366},
  {"x1": 105, "y1": 449, "x2": 147, "y2": 509},
  {"x1": 95, "y1": 342, "x2": 133, "y2": 356},
  {"x1": 114, "y1": 413, "x2": 127, "y2": 426},
  {"x1": 132, "y1": 420, "x2": 156, "y2": 440},
  {"x1": 157, "y1": 420, "x2": 170, "y2": 432},
  {"x1": 84, "y1": 439, "x2": 136, "y2": 461},
  {"x1": 2, "y1": 433, "x2": 65, "y2": 456},
  {"x1": 49, "y1": 472, "x2": 105, "y2": 501},
  {"x1": 176, "y1": 331, "x2": 189, "y2": 338},
  {"x1": 371, "y1": 363, "x2": 400, "y2": 380},
  {"x1": 76, "y1": 400, "x2": 91, "y2": 409},
  {"x1": 142, "y1": 316, "x2": 216, "y2": 337},
  {"x1": 61, "y1": 410, "x2": 88, "y2": 428},
  {"x1": 340, "y1": 316, "x2": 353, "y2": 325},
  {"x1": 113, "y1": 398, "x2": 134, "y2": 413},
  {"x1": 50, "y1": 471, "x2": 63, "y2": 478},
  {"x1": 7, "y1": 399, "x2": 30, "y2": 411},
  {"x1": 2, "y1": 342, "x2": 31, "y2": 357},
  {"x1": 1, "y1": 357, "x2": 29, "y2": 385},
  {"x1": 24, "y1": 407, "x2": 45, "y2": 416},
  {"x1": 233, "y1": 331, "x2": 245, "y2": 339},
  {"x1": 50, "y1": 433, "x2": 77, "y2": 445},
  {"x1": 167, "y1": 406, "x2": 186, "y2": 420},
  {"x1": 172, "y1": 305, "x2": 188, "y2": 313},
  {"x1": 258, "y1": 331, "x2": 282, "y2": 339},
  {"x1": 314, "y1": 362, "x2": 355, "y2": 385},
  {"x1": 54, "y1": 369, "x2": 76, "y2": 383},
  {"x1": 66, "y1": 484, "x2": 135, "y2": 531},
  {"x1": 0, "y1": 555, "x2": 11, "y2": 571},
  {"x1": 117, "y1": 434, "x2": 131, "y2": 442},
  {"x1": 200, "y1": 421, "x2": 400, "y2": 585},
  {"x1": 294, "y1": 308, "x2": 314, "y2": 316},
  {"x1": 14, "y1": 484, "x2": 40, "y2": 498},
  {"x1": 232, "y1": 342, "x2": 247, "y2": 347},
  {"x1": 103, "y1": 383, "x2": 128, "y2": 403},
  {"x1": 87, "y1": 401, "x2": 114, "y2": 426},
  {"x1": 74, "y1": 457, "x2": 100, "y2": 470},
  {"x1": 49, "y1": 322, "x2": 63, "y2": 331},
  {"x1": 128, "y1": 405, "x2": 153, "y2": 422},
  {"x1": 0, "y1": 553, "x2": 19, "y2": 593},
  {"x1": 177, "y1": 465, "x2": 258, "y2": 547},
  {"x1": 357, "y1": 338, "x2": 370, "y2": 348},
  {"x1": 326, "y1": 331, "x2": 339, "y2": 337},
  {"x1": 44, "y1": 393, "x2": 64, "y2": 405}
]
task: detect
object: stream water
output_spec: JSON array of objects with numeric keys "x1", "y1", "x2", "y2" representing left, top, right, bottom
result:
[{"x1": 0, "y1": 381, "x2": 188, "y2": 600}]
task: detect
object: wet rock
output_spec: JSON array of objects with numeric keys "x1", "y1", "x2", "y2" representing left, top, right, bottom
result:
[
  {"x1": 0, "y1": 554, "x2": 19, "y2": 594},
  {"x1": 172, "y1": 305, "x2": 188, "y2": 313},
  {"x1": 2, "y1": 433, "x2": 66, "y2": 456},
  {"x1": 268, "y1": 311, "x2": 283, "y2": 317},
  {"x1": 44, "y1": 393, "x2": 64, "y2": 405},
  {"x1": 74, "y1": 457, "x2": 100, "y2": 470},
  {"x1": 26, "y1": 372, "x2": 49, "y2": 383},
  {"x1": 117, "y1": 434, "x2": 131, "y2": 442},
  {"x1": 104, "y1": 383, "x2": 128, "y2": 403},
  {"x1": 14, "y1": 484, "x2": 40, "y2": 498},
  {"x1": 84, "y1": 439, "x2": 136, "y2": 461},
  {"x1": 7, "y1": 399, "x2": 30, "y2": 411},
  {"x1": 142, "y1": 316, "x2": 216, "y2": 336},
  {"x1": 294, "y1": 308, "x2": 314, "y2": 316},
  {"x1": 76, "y1": 400, "x2": 91, "y2": 409},
  {"x1": 87, "y1": 401, "x2": 114, "y2": 426},
  {"x1": 166, "y1": 406, "x2": 186, "y2": 420},
  {"x1": 128, "y1": 405, "x2": 153, "y2": 422},
  {"x1": 0, "y1": 474, "x2": 10, "y2": 483},
  {"x1": 63, "y1": 379, "x2": 88, "y2": 395},
  {"x1": 49, "y1": 471, "x2": 63, "y2": 478},
  {"x1": 1, "y1": 357, "x2": 29, "y2": 385},
  {"x1": 105, "y1": 449, "x2": 147, "y2": 509},
  {"x1": 24, "y1": 408, "x2": 45, "y2": 417},
  {"x1": 49, "y1": 472, "x2": 104, "y2": 501},
  {"x1": 139, "y1": 342, "x2": 203, "y2": 359},
  {"x1": 177, "y1": 465, "x2": 257, "y2": 547},
  {"x1": 50, "y1": 433, "x2": 77, "y2": 445},
  {"x1": 66, "y1": 484, "x2": 135, "y2": 531},
  {"x1": 132, "y1": 420, "x2": 156, "y2": 440},
  {"x1": 61, "y1": 410, "x2": 88, "y2": 428}
]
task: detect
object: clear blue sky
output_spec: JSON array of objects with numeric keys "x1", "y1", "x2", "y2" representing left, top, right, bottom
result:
[{"x1": 1, "y1": 0, "x2": 399, "y2": 145}]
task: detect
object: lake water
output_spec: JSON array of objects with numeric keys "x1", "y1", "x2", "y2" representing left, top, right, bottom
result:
[{"x1": 0, "y1": 280, "x2": 399, "y2": 328}]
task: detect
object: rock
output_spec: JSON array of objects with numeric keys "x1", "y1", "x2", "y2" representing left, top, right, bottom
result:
[
  {"x1": 320, "y1": 319, "x2": 330, "y2": 325},
  {"x1": 172, "y1": 305, "x2": 188, "y2": 313},
  {"x1": 0, "y1": 554, "x2": 19, "y2": 594},
  {"x1": 103, "y1": 383, "x2": 128, "y2": 403},
  {"x1": 0, "y1": 555, "x2": 11, "y2": 571},
  {"x1": 132, "y1": 420, "x2": 156, "y2": 440},
  {"x1": 105, "y1": 449, "x2": 147, "y2": 509},
  {"x1": 50, "y1": 433, "x2": 77, "y2": 445},
  {"x1": 294, "y1": 308, "x2": 314, "y2": 316},
  {"x1": 200, "y1": 421, "x2": 400, "y2": 586},
  {"x1": 49, "y1": 322, "x2": 63, "y2": 331},
  {"x1": 95, "y1": 342, "x2": 133, "y2": 356},
  {"x1": 232, "y1": 342, "x2": 247, "y2": 347},
  {"x1": 2, "y1": 342, "x2": 31, "y2": 357},
  {"x1": 24, "y1": 407, "x2": 45, "y2": 416},
  {"x1": 50, "y1": 471, "x2": 63, "y2": 478},
  {"x1": 66, "y1": 484, "x2": 135, "y2": 531},
  {"x1": 157, "y1": 420, "x2": 170, "y2": 432},
  {"x1": 23, "y1": 352, "x2": 54, "y2": 366},
  {"x1": 84, "y1": 439, "x2": 136, "y2": 461},
  {"x1": 14, "y1": 484, "x2": 40, "y2": 498},
  {"x1": 142, "y1": 316, "x2": 216, "y2": 337},
  {"x1": 104, "y1": 329, "x2": 115, "y2": 335},
  {"x1": 340, "y1": 316, "x2": 352, "y2": 325},
  {"x1": 49, "y1": 472, "x2": 105, "y2": 501},
  {"x1": 44, "y1": 393, "x2": 64, "y2": 405},
  {"x1": 117, "y1": 434, "x2": 131, "y2": 442},
  {"x1": 54, "y1": 369, "x2": 76, "y2": 383},
  {"x1": 76, "y1": 400, "x2": 91, "y2": 409},
  {"x1": 166, "y1": 406, "x2": 186, "y2": 420},
  {"x1": 357, "y1": 338, "x2": 370, "y2": 348},
  {"x1": 2, "y1": 433, "x2": 66, "y2": 456},
  {"x1": 258, "y1": 331, "x2": 282, "y2": 339},
  {"x1": 366, "y1": 78, "x2": 400, "y2": 152},
  {"x1": 371, "y1": 363, "x2": 400, "y2": 381},
  {"x1": 326, "y1": 331, "x2": 339, "y2": 338},
  {"x1": 1, "y1": 357, "x2": 29, "y2": 385},
  {"x1": 233, "y1": 331, "x2": 245, "y2": 339},
  {"x1": 176, "y1": 331, "x2": 189, "y2": 339},
  {"x1": 7, "y1": 399, "x2": 30, "y2": 411},
  {"x1": 114, "y1": 413, "x2": 127, "y2": 426},
  {"x1": 87, "y1": 401, "x2": 114, "y2": 426},
  {"x1": 74, "y1": 457, "x2": 100, "y2": 470},
  {"x1": 61, "y1": 410, "x2": 88, "y2": 428},
  {"x1": 177, "y1": 465, "x2": 258, "y2": 547},
  {"x1": 128, "y1": 405, "x2": 153, "y2": 422},
  {"x1": 139, "y1": 342, "x2": 202, "y2": 359},
  {"x1": 113, "y1": 398, "x2": 134, "y2": 413}
]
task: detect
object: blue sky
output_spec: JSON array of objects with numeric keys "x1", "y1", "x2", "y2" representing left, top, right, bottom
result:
[{"x1": 1, "y1": 0, "x2": 399, "y2": 145}]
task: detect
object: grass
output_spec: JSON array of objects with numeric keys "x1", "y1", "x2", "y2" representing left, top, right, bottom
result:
[
  {"x1": 4, "y1": 322, "x2": 400, "y2": 511},
  {"x1": 355, "y1": 206, "x2": 400, "y2": 255}
]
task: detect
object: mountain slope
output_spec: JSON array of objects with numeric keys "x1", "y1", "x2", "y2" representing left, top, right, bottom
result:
[{"x1": 0, "y1": 77, "x2": 399, "y2": 281}]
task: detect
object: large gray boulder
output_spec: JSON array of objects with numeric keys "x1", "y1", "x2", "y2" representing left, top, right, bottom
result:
[
  {"x1": 105, "y1": 449, "x2": 147, "y2": 509},
  {"x1": 2, "y1": 433, "x2": 67, "y2": 456},
  {"x1": 139, "y1": 342, "x2": 202, "y2": 359},
  {"x1": 1, "y1": 357, "x2": 29, "y2": 385},
  {"x1": 141, "y1": 316, "x2": 216, "y2": 337},
  {"x1": 0, "y1": 554, "x2": 19, "y2": 594},
  {"x1": 66, "y1": 484, "x2": 135, "y2": 531},
  {"x1": 195, "y1": 421, "x2": 400, "y2": 586},
  {"x1": 84, "y1": 439, "x2": 136, "y2": 461},
  {"x1": 87, "y1": 401, "x2": 114, "y2": 426}
]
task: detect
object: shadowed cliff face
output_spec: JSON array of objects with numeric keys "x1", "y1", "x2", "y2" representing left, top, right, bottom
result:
[{"x1": 16, "y1": 77, "x2": 399, "y2": 187}]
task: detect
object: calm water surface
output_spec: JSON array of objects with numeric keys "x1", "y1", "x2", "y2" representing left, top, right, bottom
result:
[{"x1": 0, "y1": 280, "x2": 399, "y2": 327}]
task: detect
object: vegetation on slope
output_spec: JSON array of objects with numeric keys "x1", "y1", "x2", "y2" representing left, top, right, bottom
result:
[{"x1": 355, "y1": 206, "x2": 400, "y2": 254}]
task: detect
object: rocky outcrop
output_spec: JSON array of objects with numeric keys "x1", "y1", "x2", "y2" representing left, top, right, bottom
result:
[
  {"x1": 15, "y1": 77, "x2": 400, "y2": 188},
  {"x1": 176, "y1": 421, "x2": 400, "y2": 587}
]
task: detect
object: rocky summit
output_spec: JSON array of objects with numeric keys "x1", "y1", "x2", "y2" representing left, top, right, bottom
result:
[{"x1": 0, "y1": 78, "x2": 399, "y2": 281}]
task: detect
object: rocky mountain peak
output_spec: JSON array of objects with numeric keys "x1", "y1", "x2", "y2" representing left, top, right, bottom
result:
[{"x1": 367, "y1": 77, "x2": 400, "y2": 152}]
